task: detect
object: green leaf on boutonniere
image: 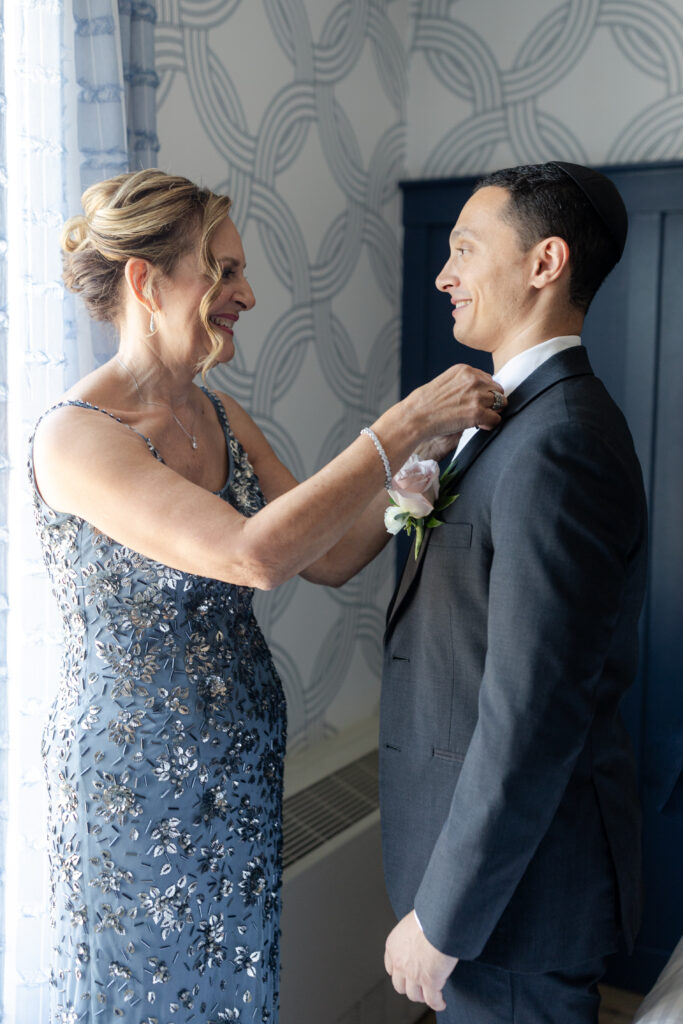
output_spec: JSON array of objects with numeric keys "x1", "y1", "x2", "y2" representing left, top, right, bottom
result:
[
  {"x1": 386, "y1": 460, "x2": 461, "y2": 559},
  {"x1": 434, "y1": 493, "x2": 458, "y2": 512},
  {"x1": 413, "y1": 470, "x2": 460, "y2": 558}
]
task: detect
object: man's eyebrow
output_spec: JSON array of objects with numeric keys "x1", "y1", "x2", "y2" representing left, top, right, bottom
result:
[{"x1": 449, "y1": 227, "x2": 478, "y2": 244}]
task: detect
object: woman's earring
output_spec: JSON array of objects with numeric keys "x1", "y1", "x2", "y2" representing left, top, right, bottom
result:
[{"x1": 149, "y1": 311, "x2": 157, "y2": 335}]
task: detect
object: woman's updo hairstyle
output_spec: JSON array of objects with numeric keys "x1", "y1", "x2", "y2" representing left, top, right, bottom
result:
[{"x1": 61, "y1": 169, "x2": 233, "y2": 375}]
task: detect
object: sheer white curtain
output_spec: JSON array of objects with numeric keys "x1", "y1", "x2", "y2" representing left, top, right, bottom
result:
[
  {"x1": 0, "y1": 13, "x2": 9, "y2": 1022},
  {"x1": 2, "y1": 3, "x2": 158, "y2": 1019}
]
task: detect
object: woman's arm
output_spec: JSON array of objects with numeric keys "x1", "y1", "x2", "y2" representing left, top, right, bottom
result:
[
  {"x1": 33, "y1": 363, "x2": 502, "y2": 590},
  {"x1": 217, "y1": 393, "x2": 393, "y2": 586},
  {"x1": 300, "y1": 489, "x2": 391, "y2": 586},
  {"x1": 298, "y1": 431, "x2": 467, "y2": 585},
  {"x1": 216, "y1": 387, "x2": 478, "y2": 587}
]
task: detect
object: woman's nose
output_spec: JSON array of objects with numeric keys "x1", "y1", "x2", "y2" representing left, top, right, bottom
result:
[{"x1": 235, "y1": 278, "x2": 256, "y2": 311}]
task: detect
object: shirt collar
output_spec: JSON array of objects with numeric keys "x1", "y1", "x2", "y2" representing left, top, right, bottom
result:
[{"x1": 493, "y1": 335, "x2": 582, "y2": 397}]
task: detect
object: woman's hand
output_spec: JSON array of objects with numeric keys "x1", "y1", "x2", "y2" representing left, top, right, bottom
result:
[
  {"x1": 413, "y1": 435, "x2": 462, "y2": 464},
  {"x1": 402, "y1": 363, "x2": 506, "y2": 443}
]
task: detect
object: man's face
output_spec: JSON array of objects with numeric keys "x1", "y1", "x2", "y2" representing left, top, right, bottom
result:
[{"x1": 435, "y1": 185, "x2": 534, "y2": 356}]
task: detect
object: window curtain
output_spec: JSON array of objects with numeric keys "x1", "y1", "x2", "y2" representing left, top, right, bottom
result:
[
  {"x1": 0, "y1": 10, "x2": 9, "y2": 1021},
  {"x1": 2, "y1": 3, "x2": 158, "y2": 1020}
]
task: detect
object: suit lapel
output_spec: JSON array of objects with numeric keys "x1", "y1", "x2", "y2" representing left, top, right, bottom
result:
[
  {"x1": 384, "y1": 346, "x2": 594, "y2": 635},
  {"x1": 501, "y1": 343, "x2": 593, "y2": 419},
  {"x1": 384, "y1": 424, "x2": 501, "y2": 633}
]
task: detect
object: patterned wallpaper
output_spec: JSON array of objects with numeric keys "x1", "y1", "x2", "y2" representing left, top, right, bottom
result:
[
  {"x1": 154, "y1": 0, "x2": 683, "y2": 755},
  {"x1": 155, "y1": 0, "x2": 408, "y2": 752},
  {"x1": 407, "y1": 0, "x2": 683, "y2": 175}
]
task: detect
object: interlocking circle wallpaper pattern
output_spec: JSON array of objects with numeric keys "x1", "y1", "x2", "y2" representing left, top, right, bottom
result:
[
  {"x1": 408, "y1": 0, "x2": 683, "y2": 174},
  {"x1": 154, "y1": 0, "x2": 683, "y2": 752}
]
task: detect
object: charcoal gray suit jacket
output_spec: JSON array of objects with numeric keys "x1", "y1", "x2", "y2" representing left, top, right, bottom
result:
[{"x1": 380, "y1": 345, "x2": 647, "y2": 972}]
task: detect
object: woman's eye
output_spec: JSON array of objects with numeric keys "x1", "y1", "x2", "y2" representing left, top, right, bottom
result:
[{"x1": 221, "y1": 267, "x2": 235, "y2": 279}]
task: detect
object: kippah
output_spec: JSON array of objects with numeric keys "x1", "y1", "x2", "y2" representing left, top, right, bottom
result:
[{"x1": 551, "y1": 161, "x2": 628, "y2": 261}]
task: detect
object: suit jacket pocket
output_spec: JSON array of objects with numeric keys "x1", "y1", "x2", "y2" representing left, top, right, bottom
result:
[
  {"x1": 433, "y1": 747, "x2": 465, "y2": 763},
  {"x1": 429, "y1": 522, "x2": 473, "y2": 548}
]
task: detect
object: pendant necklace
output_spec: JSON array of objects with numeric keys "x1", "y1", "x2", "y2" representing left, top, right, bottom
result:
[{"x1": 115, "y1": 356, "x2": 199, "y2": 450}]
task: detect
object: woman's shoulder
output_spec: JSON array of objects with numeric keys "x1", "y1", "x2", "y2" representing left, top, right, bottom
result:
[
  {"x1": 31, "y1": 383, "x2": 160, "y2": 520},
  {"x1": 33, "y1": 366, "x2": 155, "y2": 482},
  {"x1": 37, "y1": 362, "x2": 120, "y2": 426},
  {"x1": 206, "y1": 387, "x2": 282, "y2": 478},
  {"x1": 37, "y1": 360, "x2": 151, "y2": 438},
  {"x1": 33, "y1": 398, "x2": 134, "y2": 454},
  {"x1": 206, "y1": 388, "x2": 260, "y2": 446},
  {"x1": 206, "y1": 387, "x2": 241, "y2": 424},
  {"x1": 60, "y1": 359, "x2": 118, "y2": 402}
]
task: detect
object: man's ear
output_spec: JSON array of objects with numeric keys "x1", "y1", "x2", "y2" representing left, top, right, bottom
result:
[
  {"x1": 530, "y1": 236, "x2": 570, "y2": 291},
  {"x1": 124, "y1": 257, "x2": 157, "y2": 313}
]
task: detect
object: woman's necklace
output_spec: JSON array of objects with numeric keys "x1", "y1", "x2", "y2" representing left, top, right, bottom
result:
[{"x1": 115, "y1": 356, "x2": 199, "y2": 450}]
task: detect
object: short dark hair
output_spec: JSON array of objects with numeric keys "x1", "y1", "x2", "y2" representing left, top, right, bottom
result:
[{"x1": 474, "y1": 163, "x2": 619, "y2": 312}]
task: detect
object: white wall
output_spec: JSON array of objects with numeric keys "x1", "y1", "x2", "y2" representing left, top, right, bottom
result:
[{"x1": 154, "y1": 0, "x2": 683, "y2": 757}]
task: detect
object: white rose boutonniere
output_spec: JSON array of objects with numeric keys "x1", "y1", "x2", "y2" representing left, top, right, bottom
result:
[{"x1": 384, "y1": 454, "x2": 459, "y2": 558}]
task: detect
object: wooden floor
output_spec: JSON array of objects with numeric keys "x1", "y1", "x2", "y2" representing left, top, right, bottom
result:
[{"x1": 419, "y1": 984, "x2": 644, "y2": 1023}]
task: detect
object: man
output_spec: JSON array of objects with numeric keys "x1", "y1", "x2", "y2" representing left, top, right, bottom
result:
[{"x1": 380, "y1": 163, "x2": 647, "y2": 1023}]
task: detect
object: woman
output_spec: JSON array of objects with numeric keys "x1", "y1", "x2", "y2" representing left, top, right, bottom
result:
[{"x1": 30, "y1": 169, "x2": 505, "y2": 1023}]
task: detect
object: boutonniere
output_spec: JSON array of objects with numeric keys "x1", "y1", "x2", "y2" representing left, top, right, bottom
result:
[{"x1": 384, "y1": 454, "x2": 459, "y2": 559}]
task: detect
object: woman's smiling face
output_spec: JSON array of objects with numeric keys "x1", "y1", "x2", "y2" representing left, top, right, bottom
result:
[{"x1": 159, "y1": 215, "x2": 255, "y2": 366}]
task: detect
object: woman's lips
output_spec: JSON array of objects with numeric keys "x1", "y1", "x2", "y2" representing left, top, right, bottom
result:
[{"x1": 209, "y1": 314, "x2": 238, "y2": 332}]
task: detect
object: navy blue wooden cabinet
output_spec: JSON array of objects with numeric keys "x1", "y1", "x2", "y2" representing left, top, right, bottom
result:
[{"x1": 399, "y1": 164, "x2": 683, "y2": 993}]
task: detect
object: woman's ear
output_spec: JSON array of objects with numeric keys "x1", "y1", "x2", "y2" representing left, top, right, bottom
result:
[
  {"x1": 124, "y1": 257, "x2": 157, "y2": 312},
  {"x1": 530, "y1": 236, "x2": 570, "y2": 291}
]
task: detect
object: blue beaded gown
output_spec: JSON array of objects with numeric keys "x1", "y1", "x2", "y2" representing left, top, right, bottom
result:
[{"x1": 30, "y1": 390, "x2": 287, "y2": 1024}]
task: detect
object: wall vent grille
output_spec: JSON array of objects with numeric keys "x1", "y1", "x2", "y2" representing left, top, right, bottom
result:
[{"x1": 282, "y1": 749, "x2": 379, "y2": 868}]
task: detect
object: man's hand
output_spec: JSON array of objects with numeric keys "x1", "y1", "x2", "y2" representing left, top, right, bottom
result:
[{"x1": 384, "y1": 911, "x2": 458, "y2": 1012}]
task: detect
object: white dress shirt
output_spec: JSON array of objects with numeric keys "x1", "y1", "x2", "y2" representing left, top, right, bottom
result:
[
  {"x1": 453, "y1": 335, "x2": 582, "y2": 459},
  {"x1": 633, "y1": 934, "x2": 683, "y2": 1023}
]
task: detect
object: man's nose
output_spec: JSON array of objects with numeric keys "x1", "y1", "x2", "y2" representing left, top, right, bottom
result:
[{"x1": 435, "y1": 259, "x2": 458, "y2": 292}]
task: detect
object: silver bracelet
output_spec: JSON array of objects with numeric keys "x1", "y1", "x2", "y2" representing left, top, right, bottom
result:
[{"x1": 360, "y1": 427, "x2": 392, "y2": 490}]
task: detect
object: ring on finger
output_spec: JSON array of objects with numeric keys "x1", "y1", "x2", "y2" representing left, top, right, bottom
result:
[{"x1": 490, "y1": 390, "x2": 504, "y2": 412}]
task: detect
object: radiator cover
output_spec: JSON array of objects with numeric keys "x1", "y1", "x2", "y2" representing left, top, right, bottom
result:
[{"x1": 280, "y1": 747, "x2": 423, "y2": 1024}]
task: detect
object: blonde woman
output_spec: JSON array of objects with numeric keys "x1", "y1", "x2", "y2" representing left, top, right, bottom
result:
[{"x1": 30, "y1": 169, "x2": 505, "y2": 1023}]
